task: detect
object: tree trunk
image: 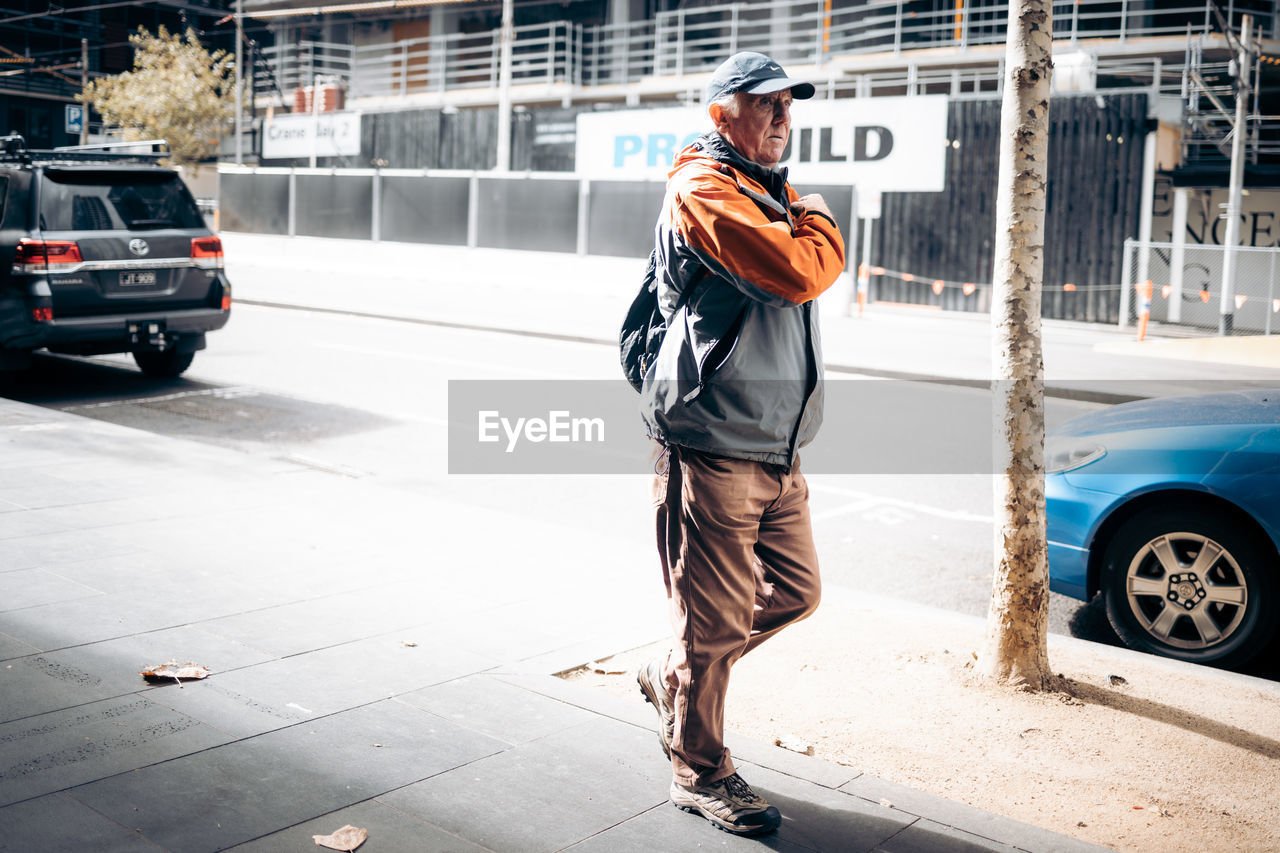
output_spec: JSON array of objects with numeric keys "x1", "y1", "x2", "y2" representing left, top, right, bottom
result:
[{"x1": 975, "y1": 0, "x2": 1054, "y2": 691}]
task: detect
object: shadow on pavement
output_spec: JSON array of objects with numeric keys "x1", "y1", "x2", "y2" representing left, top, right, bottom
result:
[
  {"x1": 751, "y1": 788, "x2": 913, "y2": 852},
  {"x1": 1062, "y1": 677, "x2": 1280, "y2": 759},
  {"x1": 0, "y1": 352, "x2": 212, "y2": 407},
  {"x1": 0, "y1": 352, "x2": 397, "y2": 449},
  {"x1": 1065, "y1": 596, "x2": 1124, "y2": 650}
]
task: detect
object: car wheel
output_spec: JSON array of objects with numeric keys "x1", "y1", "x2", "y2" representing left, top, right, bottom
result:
[
  {"x1": 1102, "y1": 506, "x2": 1277, "y2": 667},
  {"x1": 133, "y1": 349, "x2": 195, "y2": 379}
]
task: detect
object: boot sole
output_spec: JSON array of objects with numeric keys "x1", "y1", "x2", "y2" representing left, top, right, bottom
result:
[{"x1": 672, "y1": 801, "x2": 782, "y2": 837}]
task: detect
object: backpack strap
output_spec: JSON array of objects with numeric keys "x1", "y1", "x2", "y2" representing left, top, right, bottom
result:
[{"x1": 671, "y1": 262, "x2": 712, "y2": 316}]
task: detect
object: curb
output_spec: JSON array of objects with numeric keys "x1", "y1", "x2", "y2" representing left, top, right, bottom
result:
[
  {"x1": 234, "y1": 298, "x2": 1156, "y2": 405},
  {"x1": 834, "y1": 587, "x2": 1280, "y2": 698}
]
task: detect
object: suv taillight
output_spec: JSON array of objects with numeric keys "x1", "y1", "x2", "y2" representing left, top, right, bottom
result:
[
  {"x1": 191, "y1": 236, "x2": 223, "y2": 269},
  {"x1": 13, "y1": 238, "x2": 84, "y2": 274}
]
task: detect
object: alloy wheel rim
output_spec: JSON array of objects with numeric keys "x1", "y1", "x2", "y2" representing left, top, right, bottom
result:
[{"x1": 1124, "y1": 531, "x2": 1249, "y2": 651}]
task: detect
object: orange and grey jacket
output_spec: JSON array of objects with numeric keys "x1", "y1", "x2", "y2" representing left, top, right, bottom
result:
[{"x1": 641, "y1": 133, "x2": 846, "y2": 467}]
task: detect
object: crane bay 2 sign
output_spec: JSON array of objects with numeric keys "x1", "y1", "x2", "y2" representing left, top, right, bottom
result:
[
  {"x1": 576, "y1": 96, "x2": 947, "y2": 191},
  {"x1": 263, "y1": 112, "x2": 362, "y2": 160}
]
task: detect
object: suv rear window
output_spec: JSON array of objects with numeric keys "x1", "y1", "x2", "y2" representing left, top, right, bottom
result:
[{"x1": 40, "y1": 169, "x2": 204, "y2": 231}]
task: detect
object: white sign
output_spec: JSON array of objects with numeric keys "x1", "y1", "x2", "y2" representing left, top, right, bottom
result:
[
  {"x1": 263, "y1": 112, "x2": 362, "y2": 160},
  {"x1": 576, "y1": 97, "x2": 948, "y2": 192},
  {"x1": 65, "y1": 104, "x2": 84, "y2": 134}
]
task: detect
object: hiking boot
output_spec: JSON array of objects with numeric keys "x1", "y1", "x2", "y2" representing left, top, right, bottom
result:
[
  {"x1": 669, "y1": 772, "x2": 782, "y2": 836},
  {"x1": 636, "y1": 657, "x2": 674, "y2": 759}
]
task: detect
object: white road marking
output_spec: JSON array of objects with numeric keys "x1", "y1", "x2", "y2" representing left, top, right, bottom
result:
[
  {"x1": 810, "y1": 497, "x2": 879, "y2": 523},
  {"x1": 315, "y1": 342, "x2": 580, "y2": 379},
  {"x1": 809, "y1": 483, "x2": 993, "y2": 524},
  {"x1": 383, "y1": 412, "x2": 449, "y2": 426},
  {"x1": 1, "y1": 422, "x2": 69, "y2": 431},
  {"x1": 280, "y1": 454, "x2": 367, "y2": 478},
  {"x1": 64, "y1": 386, "x2": 260, "y2": 411}
]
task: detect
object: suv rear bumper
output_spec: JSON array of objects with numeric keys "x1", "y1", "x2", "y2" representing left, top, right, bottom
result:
[{"x1": 41, "y1": 307, "x2": 229, "y2": 355}]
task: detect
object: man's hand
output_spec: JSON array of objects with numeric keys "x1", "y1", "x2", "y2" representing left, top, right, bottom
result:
[{"x1": 790, "y1": 194, "x2": 834, "y2": 221}]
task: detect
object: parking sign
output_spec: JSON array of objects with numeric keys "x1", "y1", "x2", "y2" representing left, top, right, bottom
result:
[{"x1": 65, "y1": 104, "x2": 84, "y2": 134}]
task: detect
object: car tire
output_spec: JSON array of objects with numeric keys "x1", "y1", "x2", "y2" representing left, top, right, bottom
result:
[
  {"x1": 1102, "y1": 506, "x2": 1277, "y2": 668},
  {"x1": 133, "y1": 349, "x2": 195, "y2": 379}
]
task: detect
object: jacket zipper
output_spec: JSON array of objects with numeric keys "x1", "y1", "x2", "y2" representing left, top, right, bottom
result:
[{"x1": 682, "y1": 303, "x2": 748, "y2": 404}]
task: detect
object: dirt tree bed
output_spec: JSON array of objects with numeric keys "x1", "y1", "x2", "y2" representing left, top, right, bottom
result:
[{"x1": 563, "y1": 594, "x2": 1280, "y2": 853}]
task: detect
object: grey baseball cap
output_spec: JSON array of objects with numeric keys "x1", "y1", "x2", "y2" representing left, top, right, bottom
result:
[{"x1": 704, "y1": 51, "x2": 816, "y2": 104}]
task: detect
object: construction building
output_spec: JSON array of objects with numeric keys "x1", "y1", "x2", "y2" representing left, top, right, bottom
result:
[{"x1": 4, "y1": 1, "x2": 1278, "y2": 331}]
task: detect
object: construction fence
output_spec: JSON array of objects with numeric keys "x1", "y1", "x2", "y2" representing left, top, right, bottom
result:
[
  {"x1": 1122, "y1": 239, "x2": 1280, "y2": 336},
  {"x1": 217, "y1": 166, "x2": 855, "y2": 260},
  {"x1": 219, "y1": 169, "x2": 1278, "y2": 337}
]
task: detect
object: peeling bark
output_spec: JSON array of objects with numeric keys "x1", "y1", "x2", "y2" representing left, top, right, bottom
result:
[{"x1": 975, "y1": 0, "x2": 1055, "y2": 692}]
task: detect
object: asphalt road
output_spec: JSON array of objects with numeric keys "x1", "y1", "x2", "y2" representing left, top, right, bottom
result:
[{"x1": 0, "y1": 300, "x2": 1131, "y2": 651}]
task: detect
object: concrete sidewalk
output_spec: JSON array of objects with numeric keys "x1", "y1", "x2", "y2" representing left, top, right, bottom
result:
[{"x1": 0, "y1": 395, "x2": 1117, "y2": 853}]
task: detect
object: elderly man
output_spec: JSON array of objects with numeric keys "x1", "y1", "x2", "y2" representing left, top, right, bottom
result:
[{"x1": 635, "y1": 52, "x2": 845, "y2": 836}]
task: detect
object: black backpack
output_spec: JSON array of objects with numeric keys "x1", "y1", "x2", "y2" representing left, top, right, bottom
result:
[{"x1": 619, "y1": 250, "x2": 707, "y2": 392}]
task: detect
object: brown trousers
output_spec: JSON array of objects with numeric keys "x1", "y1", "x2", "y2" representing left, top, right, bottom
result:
[{"x1": 653, "y1": 445, "x2": 821, "y2": 788}]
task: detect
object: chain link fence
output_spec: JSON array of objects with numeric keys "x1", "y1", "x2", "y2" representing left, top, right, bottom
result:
[{"x1": 1121, "y1": 240, "x2": 1280, "y2": 336}]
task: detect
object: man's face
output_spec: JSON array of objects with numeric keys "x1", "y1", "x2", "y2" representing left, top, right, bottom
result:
[{"x1": 718, "y1": 90, "x2": 793, "y2": 169}]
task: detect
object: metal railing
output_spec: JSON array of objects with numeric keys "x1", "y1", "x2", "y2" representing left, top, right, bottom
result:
[
  {"x1": 0, "y1": 69, "x2": 81, "y2": 101},
  {"x1": 814, "y1": 55, "x2": 1184, "y2": 101},
  {"x1": 260, "y1": 22, "x2": 584, "y2": 98},
  {"x1": 257, "y1": 39, "x2": 354, "y2": 95},
  {"x1": 252, "y1": 0, "x2": 1276, "y2": 105},
  {"x1": 581, "y1": 20, "x2": 656, "y2": 87}
]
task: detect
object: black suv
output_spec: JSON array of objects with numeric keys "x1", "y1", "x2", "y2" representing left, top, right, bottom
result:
[{"x1": 0, "y1": 136, "x2": 230, "y2": 378}]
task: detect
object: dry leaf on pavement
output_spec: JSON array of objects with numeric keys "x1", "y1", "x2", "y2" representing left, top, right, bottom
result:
[
  {"x1": 586, "y1": 660, "x2": 627, "y2": 675},
  {"x1": 140, "y1": 661, "x2": 210, "y2": 685},
  {"x1": 773, "y1": 734, "x2": 815, "y2": 756},
  {"x1": 313, "y1": 824, "x2": 368, "y2": 851}
]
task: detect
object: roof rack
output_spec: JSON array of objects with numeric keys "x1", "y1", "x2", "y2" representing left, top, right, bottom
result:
[{"x1": 0, "y1": 135, "x2": 169, "y2": 165}]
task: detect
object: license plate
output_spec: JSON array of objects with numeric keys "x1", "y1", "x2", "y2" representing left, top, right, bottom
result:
[{"x1": 119, "y1": 270, "x2": 157, "y2": 287}]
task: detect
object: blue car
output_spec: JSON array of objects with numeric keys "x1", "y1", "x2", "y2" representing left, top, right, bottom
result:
[{"x1": 1046, "y1": 388, "x2": 1280, "y2": 667}]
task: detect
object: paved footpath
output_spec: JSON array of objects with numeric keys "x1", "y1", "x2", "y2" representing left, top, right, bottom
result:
[
  {"x1": 0, "y1": 233, "x2": 1275, "y2": 852},
  {"x1": 0, "y1": 396, "x2": 1113, "y2": 853}
]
